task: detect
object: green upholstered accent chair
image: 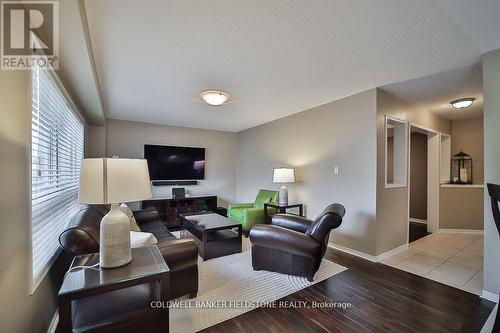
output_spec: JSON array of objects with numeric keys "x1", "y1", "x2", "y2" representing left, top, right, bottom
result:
[{"x1": 228, "y1": 189, "x2": 279, "y2": 234}]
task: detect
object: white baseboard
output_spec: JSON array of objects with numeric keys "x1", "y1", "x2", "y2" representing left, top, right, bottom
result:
[
  {"x1": 47, "y1": 311, "x2": 58, "y2": 333},
  {"x1": 328, "y1": 243, "x2": 378, "y2": 262},
  {"x1": 376, "y1": 243, "x2": 409, "y2": 261},
  {"x1": 328, "y1": 242, "x2": 408, "y2": 262},
  {"x1": 481, "y1": 290, "x2": 499, "y2": 303},
  {"x1": 409, "y1": 218, "x2": 427, "y2": 224},
  {"x1": 437, "y1": 229, "x2": 484, "y2": 235}
]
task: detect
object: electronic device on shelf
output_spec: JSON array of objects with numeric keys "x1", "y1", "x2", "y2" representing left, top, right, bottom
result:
[{"x1": 172, "y1": 187, "x2": 186, "y2": 199}]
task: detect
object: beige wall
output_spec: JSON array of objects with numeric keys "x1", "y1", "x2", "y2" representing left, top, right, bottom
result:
[
  {"x1": 450, "y1": 117, "x2": 484, "y2": 184},
  {"x1": 105, "y1": 119, "x2": 237, "y2": 207},
  {"x1": 482, "y1": 49, "x2": 500, "y2": 298},
  {"x1": 376, "y1": 89, "x2": 450, "y2": 255},
  {"x1": 410, "y1": 132, "x2": 428, "y2": 220},
  {"x1": 437, "y1": 117, "x2": 484, "y2": 231},
  {"x1": 0, "y1": 70, "x2": 71, "y2": 332},
  {"x1": 236, "y1": 89, "x2": 378, "y2": 255},
  {"x1": 440, "y1": 187, "x2": 483, "y2": 230},
  {"x1": 86, "y1": 125, "x2": 106, "y2": 157}
]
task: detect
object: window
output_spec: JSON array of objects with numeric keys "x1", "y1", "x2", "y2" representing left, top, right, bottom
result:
[{"x1": 31, "y1": 63, "x2": 84, "y2": 290}]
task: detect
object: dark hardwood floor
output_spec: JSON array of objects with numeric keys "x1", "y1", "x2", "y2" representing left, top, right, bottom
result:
[
  {"x1": 201, "y1": 249, "x2": 495, "y2": 333},
  {"x1": 409, "y1": 221, "x2": 431, "y2": 243}
]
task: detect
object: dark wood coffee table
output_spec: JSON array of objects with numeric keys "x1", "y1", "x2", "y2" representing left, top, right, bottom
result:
[{"x1": 181, "y1": 213, "x2": 242, "y2": 260}]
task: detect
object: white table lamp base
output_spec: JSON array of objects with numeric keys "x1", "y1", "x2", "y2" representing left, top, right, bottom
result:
[
  {"x1": 279, "y1": 184, "x2": 288, "y2": 206},
  {"x1": 99, "y1": 203, "x2": 132, "y2": 268}
]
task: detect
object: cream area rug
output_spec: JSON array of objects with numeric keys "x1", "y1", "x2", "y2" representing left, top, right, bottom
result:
[{"x1": 168, "y1": 232, "x2": 347, "y2": 333}]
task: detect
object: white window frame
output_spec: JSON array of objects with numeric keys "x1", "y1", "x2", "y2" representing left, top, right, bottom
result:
[{"x1": 29, "y1": 62, "x2": 86, "y2": 294}]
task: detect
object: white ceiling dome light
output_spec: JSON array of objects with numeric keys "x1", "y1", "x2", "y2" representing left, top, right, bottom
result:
[
  {"x1": 200, "y1": 90, "x2": 230, "y2": 106},
  {"x1": 450, "y1": 97, "x2": 475, "y2": 109}
]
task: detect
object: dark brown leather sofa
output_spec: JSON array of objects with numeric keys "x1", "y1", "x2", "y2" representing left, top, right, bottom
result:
[
  {"x1": 249, "y1": 203, "x2": 345, "y2": 281},
  {"x1": 59, "y1": 205, "x2": 199, "y2": 300}
]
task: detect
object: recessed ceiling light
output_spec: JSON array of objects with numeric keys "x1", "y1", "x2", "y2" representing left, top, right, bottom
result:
[
  {"x1": 200, "y1": 90, "x2": 230, "y2": 106},
  {"x1": 450, "y1": 98, "x2": 475, "y2": 109}
]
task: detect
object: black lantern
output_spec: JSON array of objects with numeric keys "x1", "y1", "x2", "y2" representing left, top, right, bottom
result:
[{"x1": 451, "y1": 151, "x2": 473, "y2": 184}]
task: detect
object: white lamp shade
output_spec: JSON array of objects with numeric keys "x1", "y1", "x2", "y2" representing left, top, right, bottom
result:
[
  {"x1": 78, "y1": 158, "x2": 152, "y2": 204},
  {"x1": 273, "y1": 168, "x2": 295, "y2": 183}
]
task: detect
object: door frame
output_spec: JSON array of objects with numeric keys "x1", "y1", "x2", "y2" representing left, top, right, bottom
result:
[{"x1": 407, "y1": 124, "x2": 441, "y2": 242}]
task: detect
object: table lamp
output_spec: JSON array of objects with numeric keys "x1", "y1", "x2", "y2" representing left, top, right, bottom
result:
[
  {"x1": 78, "y1": 157, "x2": 152, "y2": 268},
  {"x1": 273, "y1": 168, "x2": 295, "y2": 205}
]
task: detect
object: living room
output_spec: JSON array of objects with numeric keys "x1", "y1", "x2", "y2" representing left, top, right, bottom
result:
[{"x1": 1, "y1": 1, "x2": 500, "y2": 333}]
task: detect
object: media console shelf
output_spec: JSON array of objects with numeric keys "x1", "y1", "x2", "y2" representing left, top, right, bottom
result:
[{"x1": 142, "y1": 195, "x2": 217, "y2": 229}]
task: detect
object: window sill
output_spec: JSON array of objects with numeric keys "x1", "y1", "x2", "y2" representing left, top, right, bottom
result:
[
  {"x1": 440, "y1": 184, "x2": 484, "y2": 189},
  {"x1": 385, "y1": 183, "x2": 406, "y2": 189},
  {"x1": 30, "y1": 247, "x2": 62, "y2": 295}
]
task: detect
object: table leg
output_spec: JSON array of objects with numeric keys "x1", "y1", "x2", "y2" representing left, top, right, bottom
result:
[
  {"x1": 58, "y1": 297, "x2": 71, "y2": 333},
  {"x1": 202, "y1": 230, "x2": 207, "y2": 261},
  {"x1": 238, "y1": 225, "x2": 243, "y2": 252},
  {"x1": 160, "y1": 277, "x2": 169, "y2": 333}
]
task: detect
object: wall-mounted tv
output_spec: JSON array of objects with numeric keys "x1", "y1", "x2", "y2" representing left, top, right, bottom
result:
[{"x1": 144, "y1": 144, "x2": 206, "y2": 180}]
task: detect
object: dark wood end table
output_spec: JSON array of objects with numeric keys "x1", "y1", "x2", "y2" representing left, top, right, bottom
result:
[
  {"x1": 58, "y1": 246, "x2": 170, "y2": 333},
  {"x1": 264, "y1": 202, "x2": 304, "y2": 223}
]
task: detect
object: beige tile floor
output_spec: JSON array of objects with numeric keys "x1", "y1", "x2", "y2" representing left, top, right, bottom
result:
[{"x1": 380, "y1": 232, "x2": 483, "y2": 295}]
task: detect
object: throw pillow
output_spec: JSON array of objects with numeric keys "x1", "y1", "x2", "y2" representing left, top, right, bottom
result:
[
  {"x1": 130, "y1": 231, "x2": 158, "y2": 248},
  {"x1": 120, "y1": 203, "x2": 141, "y2": 232}
]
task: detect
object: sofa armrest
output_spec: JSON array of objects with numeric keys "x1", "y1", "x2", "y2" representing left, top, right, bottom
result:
[
  {"x1": 271, "y1": 214, "x2": 313, "y2": 233},
  {"x1": 244, "y1": 207, "x2": 264, "y2": 217},
  {"x1": 244, "y1": 207, "x2": 265, "y2": 226},
  {"x1": 157, "y1": 238, "x2": 199, "y2": 271},
  {"x1": 249, "y1": 225, "x2": 320, "y2": 258},
  {"x1": 133, "y1": 208, "x2": 160, "y2": 225},
  {"x1": 228, "y1": 203, "x2": 253, "y2": 211}
]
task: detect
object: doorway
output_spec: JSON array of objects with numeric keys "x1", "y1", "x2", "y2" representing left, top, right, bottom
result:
[
  {"x1": 407, "y1": 125, "x2": 441, "y2": 243},
  {"x1": 409, "y1": 129, "x2": 429, "y2": 242}
]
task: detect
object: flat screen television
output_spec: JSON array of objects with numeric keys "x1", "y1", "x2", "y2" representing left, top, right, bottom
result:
[{"x1": 144, "y1": 144, "x2": 206, "y2": 180}]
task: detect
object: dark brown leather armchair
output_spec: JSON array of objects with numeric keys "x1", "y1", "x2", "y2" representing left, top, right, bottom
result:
[
  {"x1": 59, "y1": 205, "x2": 199, "y2": 300},
  {"x1": 249, "y1": 203, "x2": 345, "y2": 281}
]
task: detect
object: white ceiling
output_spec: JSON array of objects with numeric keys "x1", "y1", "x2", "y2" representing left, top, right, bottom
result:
[
  {"x1": 382, "y1": 64, "x2": 483, "y2": 121},
  {"x1": 82, "y1": 0, "x2": 500, "y2": 132}
]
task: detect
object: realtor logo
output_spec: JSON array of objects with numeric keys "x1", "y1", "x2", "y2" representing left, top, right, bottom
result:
[{"x1": 1, "y1": 0, "x2": 59, "y2": 70}]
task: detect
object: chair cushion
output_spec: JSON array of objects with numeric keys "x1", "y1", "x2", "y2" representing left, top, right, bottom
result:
[
  {"x1": 138, "y1": 220, "x2": 177, "y2": 241},
  {"x1": 130, "y1": 231, "x2": 157, "y2": 248},
  {"x1": 120, "y1": 203, "x2": 141, "y2": 232},
  {"x1": 230, "y1": 207, "x2": 245, "y2": 220}
]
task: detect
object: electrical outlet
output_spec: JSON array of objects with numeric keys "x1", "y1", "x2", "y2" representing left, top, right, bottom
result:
[{"x1": 334, "y1": 166, "x2": 339, "y2": 175}]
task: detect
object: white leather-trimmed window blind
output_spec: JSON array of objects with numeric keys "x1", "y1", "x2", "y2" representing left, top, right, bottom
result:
[{"x1": 31, "y1": 63, "x2": 84, "y2": 290}]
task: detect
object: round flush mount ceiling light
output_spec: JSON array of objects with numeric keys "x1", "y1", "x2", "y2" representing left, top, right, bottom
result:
[
  {"x1": 200, "y1": 90, "x2": 230, "y2": 106},
  {"x1": 450, "y1": 97, "x2": 475, "y2": 109}
]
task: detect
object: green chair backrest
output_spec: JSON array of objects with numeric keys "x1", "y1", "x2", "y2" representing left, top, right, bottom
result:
[{"x1": 253, "y1": 189, "x2": 279, "y2": 208}]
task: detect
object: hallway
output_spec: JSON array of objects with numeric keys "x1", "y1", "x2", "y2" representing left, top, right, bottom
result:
[{"x1": 380, "y1": 232, "x2": 483, "y2": 295}]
